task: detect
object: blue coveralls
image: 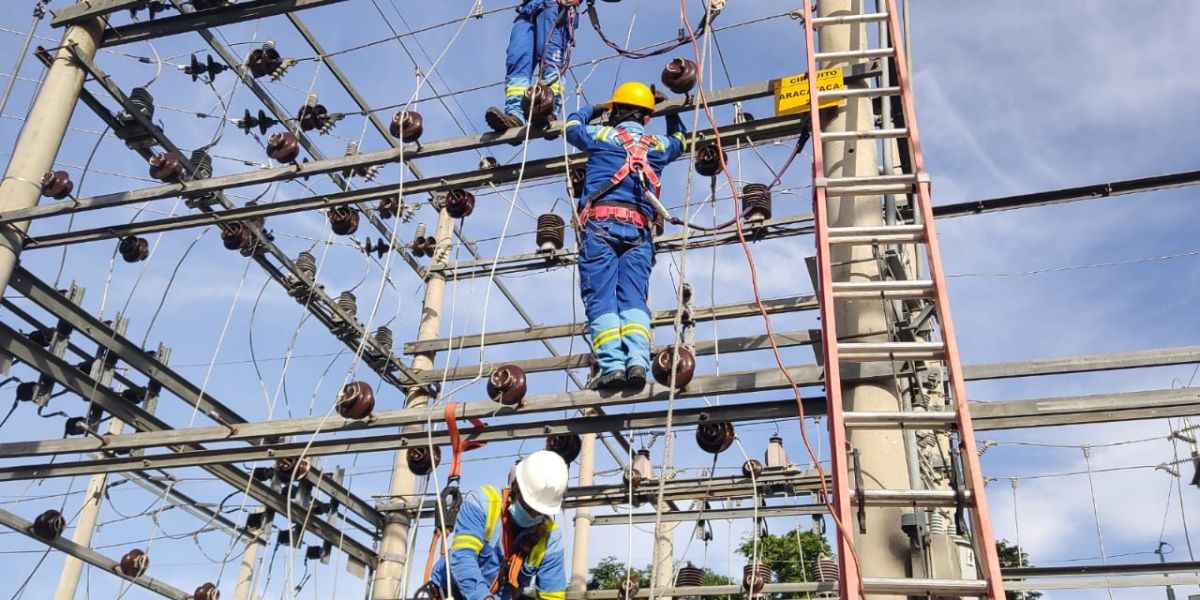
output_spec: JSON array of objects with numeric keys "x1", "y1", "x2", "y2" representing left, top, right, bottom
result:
[
  {"x1": 430, "y1": 485, "x2": 566, "y2": 600},
  {"x1": 503, "y1": 0, "x2": 579, "y2": 122},
  {"x1": 564, "y1": 105, "x2": 688, "y2": 376}
]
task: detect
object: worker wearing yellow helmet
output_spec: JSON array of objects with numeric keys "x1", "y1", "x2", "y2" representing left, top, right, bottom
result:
[{"x1": 564, "y1": 82, "x2": 689, "y2": 389}]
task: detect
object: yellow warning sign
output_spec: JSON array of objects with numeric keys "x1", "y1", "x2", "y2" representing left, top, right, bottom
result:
[{"x1": 774, "y1": 67, "x2": 846, "y2": 116}]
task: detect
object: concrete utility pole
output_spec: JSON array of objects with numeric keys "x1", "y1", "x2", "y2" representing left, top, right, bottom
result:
[
  {"x1": 373, "y1": 207, "x2": 454, "y2": 599},
  {"x1": 54, "y1": 418, "x2": 123, "y2": 600},
  {"x1": 818, "y1": 0, "x2": 911, "y2": 595},
  {"x1": 234, "y1": 508, "x2": 270, "y2": 600},
  {"x1": 569, "y1": 433, "x2": 596, "y2": 592},
  {"x1": 0, "y1": 18, "x2": 102, "y2": 295}
]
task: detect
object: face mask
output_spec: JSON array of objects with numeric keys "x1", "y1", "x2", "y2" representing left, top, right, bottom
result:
[{"x1": 509, "y1": 501, "x2": 544, "y2": 529}]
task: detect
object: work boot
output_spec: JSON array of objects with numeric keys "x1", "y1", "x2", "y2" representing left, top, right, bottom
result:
[
  {"x1": 589, "y1": 369, "x2": 626, "y2": 391},
  {"x1": 485, "y1": 107, "x2": 524, "y2": 133},
  {"x1": 625, "y1": 365, "x2": 647, "y2": 388},
  {"x1": 536, "y1": 116, "x2": 561, "y2": 141}
]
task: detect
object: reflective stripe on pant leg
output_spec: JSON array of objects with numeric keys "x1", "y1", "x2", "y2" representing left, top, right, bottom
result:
[
  {"x1": 579, "y1": 225, "x2": 625, "y2": 374},
  {"x1": 615, "y1": 233, "x2": 654, "y2": 370},
  {"x1": 505, "y1": 7, "x2": 535, "y2": 119}
]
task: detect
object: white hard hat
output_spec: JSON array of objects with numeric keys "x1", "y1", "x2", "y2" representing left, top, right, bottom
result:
[{"x1": 514, "y1": 450, "x2": 569, "y2": 515}]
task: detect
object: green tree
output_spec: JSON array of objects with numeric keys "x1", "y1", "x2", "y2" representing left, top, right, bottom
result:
[
  {"x1": 996, "y1": 540, "x2": 1041, "y2": 600},
  {"x1": 736, "y1": 528, "x2": 832, "y2": 585},
  {"x1": 587, "y1": 556, "x2": 734, "y2": 592}
]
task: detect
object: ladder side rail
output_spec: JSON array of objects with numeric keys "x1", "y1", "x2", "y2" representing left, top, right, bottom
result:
[
  {"x1": 882, "y1": 1, "x2": 1006, "y2": 596},
  {"x1": 801, "y1": 2, "x2": 860, "y2": 598}
]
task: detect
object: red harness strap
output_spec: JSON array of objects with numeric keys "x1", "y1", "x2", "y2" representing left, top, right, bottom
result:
[
  {"x1": 444, "y1": 402, "x2": 487, "y2": 479},
  {"x1": 580, "y1": 127, "x2": 660, "y2": 228}
]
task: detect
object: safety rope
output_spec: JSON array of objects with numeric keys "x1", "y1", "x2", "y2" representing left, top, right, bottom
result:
[{"x1": 585, "y1": 0, "x2": 717, "y2": 59}]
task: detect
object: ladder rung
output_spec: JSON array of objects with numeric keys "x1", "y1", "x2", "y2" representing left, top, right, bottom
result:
[
  {"x1": 827, "y1": 224, "x2": 925, "y2": 245},
  {"x1": 824, "y1": 184, "x2": 913, "y2": 197},
  {"x1": 837, "y1": 341, "x2": 945, "y2": 361},
  {"x1": 831, "y1": 280, "x2": 934, "y2": 300},
  {"x1": 821, "y1": 127, "x2": 908, "y2": 141},
  {"x1": 852, "y1": 489, "x2": 971, "y2": 507},
  {"x1": 815, "y1": 47, "x2": 894, "y2": 62},
  {"x1": 817, "y1": 86, "x2": 901, "y2": 100},
  {"x1": 811, "y1": 12, "x2": 889, "y2": 27},
  {"x1": 843, "y1": 411, "x2": 957, "y2": 428},
  {"x1": 863, "y1": 578, "x2": 990, "y2": 596},
  {"x1": 826, "y1": 174, "x2": 917, "y2": 187}
]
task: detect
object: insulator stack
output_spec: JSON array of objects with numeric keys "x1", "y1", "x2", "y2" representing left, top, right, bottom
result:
[
  {"x1": 411, "y1": 223, "x2": 437, "y2": 258},
  {"x1": 661, "y1": 57, "x2": 699, "y2": 94},
  {"x1": 625, "y1": 448, "x2": 654, "y2": 485},
  {"x1": 764, "y1": 435, "x2": 788, "y2": 468},
  {"x1": 675, "y1": 562, "x2": 705, "y2": 587},
  {"x1": 336, "y1": 381, "x2": 375, "y2": 420},
  {"x1": 405, "y1": 446, "x2": 441, "y2": 476},
  {"x1": 362, "y1": 237, "x2": 390, "y2": 258},
  {"x1": 377, "y1": 196, "x2": 400, "y2": 219},
  {"x1": 651, "y1": 346, "x2": 696, "y2": 388},
  {"x1": 568, "y1": 166, "x2": 586, "y2": 198},
  {"x1": 617, "y1": 576, "x2": 640, "y2": 600},
  {"x1": 295, "y1": 251, "x2": 317, "y2": 279},
  {"x1": 536, "y1": 213, "x2": 565, "y2": 252},
  {"x1": 742, "y1": 183, "x2": 772, "y2": 222},
  {"x1": 695, "y1": 143, "x2": 727, "y2": 177},
  {"x1": 148, "y1": 151, "x2": 185, "y2": 182},
  {"x1": 274, "y1": 457, "x2": 310, "y2": 480},
  {"x1": 220, "y1": 222, "x2": 255, "y2": 254},
  {"x1": 741, "y1": 563, "x2": 772, "y2": 594},
  {"x1": 337, "y1": 291, "x2": 357, "y2": 317},
  {"x1": 128, "y1": 87, "x2": 155, "y2": 121},
  {"x1": 118, "y1": 236, "x2": 149, "y2": 263},
  {"x1": 742, "y1": 459, "x2": 763, "y2": 479},
  {"x1": 444, "y1": 189, "x2": 475, "y2": 219},
  {"x1": 237, "y1": 108, "x2": 279, "y2": 135},
  {"x1": 521, "y1": 83, "x2": 555, "y2": 123},
  {"x1": 298, "y1": 93, "x2": 335, "y2": 133},
  {"x1": 246, "y1": 41, "x2": 283, "y2": 78},
  {"x1": 696, "y1": 421, "x2": 735, "y2": 454},
  {"x1": 390, "y1": 110, "x2": 424, "y2": 143},
  {"x1": 545, "y1": 433, "x2": 582, "y2": 464},
  {"x1": 183, "y1": 53, "x2": 227, "y2": 82},
  {"x1": 119, "y1": 548, "x2": 149, "y2": 578},
  {"x1": 40, "y1": 170, "x2": 73, "y2": 199},
  {"x1": 64, "y1": 416, "x2": 88, "y2": 437},
  {"x1": 193, "y1": 582, "x2": 220, "y2": 600},
  {"x1": 815, "y1": 555, "x2": 839, "y2": 583},
  {"x1": 487, "y1": 364, "x2": 528, "y2": 405},
  {"x1": 190, "y1": 149, "x2": 213, "y2": 179},
  {"x1": 32, "y1": 509, "x2": 65, "y2": 540},
  {"x1": 479, "y1": 156, "x2": 499, "y2": 170},
  {"x1": 374, "y1": 326, "x2": 394, "y2": 355},
  {"x1": 328, "y1": 206, "x2": 360, "y2": 235},
  {"x1": 266, "y1": 131, "x2": 300, "y2": 163}
]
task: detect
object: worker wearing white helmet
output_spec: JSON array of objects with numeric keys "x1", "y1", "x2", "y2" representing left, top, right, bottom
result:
[{"x1": 425, "y1": 450, "x2": 570, "y2": 600}]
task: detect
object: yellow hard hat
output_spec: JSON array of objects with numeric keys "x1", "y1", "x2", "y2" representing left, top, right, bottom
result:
[{"x1": 609, "y1": 82, "x2": 656, "y2": 111}]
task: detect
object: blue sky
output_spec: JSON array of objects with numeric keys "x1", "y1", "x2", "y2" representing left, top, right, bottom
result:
[{"x1": 0, "y1": 1, "x2": 1198, "y2": 599}]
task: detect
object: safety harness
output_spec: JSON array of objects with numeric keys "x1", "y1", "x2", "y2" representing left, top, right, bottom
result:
[
  {"x1": 491, "y1": 490, "x2": 553, "y2": 598},
  {"x1": 422, "y1": 402, "x2": 489, "y2": 583},
  {"x1": 580, "y1": 128, "x2": 660, "y2": 229}
]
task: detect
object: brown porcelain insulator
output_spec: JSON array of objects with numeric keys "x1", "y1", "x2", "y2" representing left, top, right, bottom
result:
[
  {"x1": 32, "y1": 509, "x2": 65, "y2": 540},
  {"x1": 336, "y1": 381, "x2": 375, "y2": 419},
  {"x1": 390, "y1": 110, "x2": 424, "y2": 143},
  {"x1": 521, "y1": 83, "x2": 555, "y2": 123},
  {"x1": 617, "y1": 576, "x2": 640, "y2": 600},
  {"x1": 40, "y1": 170, "x2": 73, "y2": 199},
  {"x1": 266, "y1": 131, "x2": 300, "y2": 163},
  {"x1": 119, "y1": 548, "x2": 149, "y2": 578},
  {"x1": 246, "y1": 43, "x2": 282, "y2": 79},
  {"x1": 545, "y1": 433, "x2": 582, "y2": 464},
  {"x1": 742, "y1": 459, "x2": 763, "y2": 479},
  {"x1": 378, "y1": 196, "x2": 400, "y2": 219},
  {"x1": 535, "y1": 213, "x2": 565, "y2": 252},
  {"x1": 193, "y1": 582, "x2": 220, "y2": 600},
  {"x1": 651, "y1": 346, "x2": 695, "y2": 388},
  {"x1": 694, "y1": 143, "x2": 726, "y2": 177},
  {"x1": 479, "y1": 156, "x2": 499, "y2": 170},
  {"x1": 118, "y1": 236, "x2": 149, "y2": 263},
  {"x1": 444, "y1": 189, "x2": 475, "y2": 219},
  {"x1": 406, "y1": 446, "x2": 441, "y2": 476},
  {"x1": 696, "y1": 421, "x2": 735, "y2": 455},
  {"x1": 661, "y1": 57, "x2": 698, "y2": 94},
  {"x1": 328, "y1": 206, "x2": 360, "y2": 235},
  {"x1": 148, "y1": 152, "x2": 185, "y2": 182},
  {"x1": 220, "y1": 222, "x2": 255, "y2": 253},
  {"x1": 675, "y1": 562, "x2": 705, "y2": 587},
  {"x1": 742, "y1": 563, "x2": 772, "y2": 594},
  {"x1": 815, "y1": 555, "x2": 839, "y2": 582},
  {"x1": 274, "y1": 457, "x2": 310, "y2": 481},
  {"x1": 741, "y1": 183, "x2": 772, "y2": 222},
  {"x1": 487, "y1": 364, "x2": 528, "y2": 405}
]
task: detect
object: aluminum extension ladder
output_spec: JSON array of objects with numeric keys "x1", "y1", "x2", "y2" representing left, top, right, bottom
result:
[{"x1": 798, "y1": 0, "x2": 1005, "y2": 598}]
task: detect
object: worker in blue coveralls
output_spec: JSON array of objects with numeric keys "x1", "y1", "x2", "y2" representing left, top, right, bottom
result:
[
  {"x1": 484, "y1": 0, "x2": 580, "y2": 132},
  {"x1": 565, "y1": 82, "x2": 688, "y2": 390},
  {"x1": 424, "y1": 451, "x2": 569, "y2": 600}
]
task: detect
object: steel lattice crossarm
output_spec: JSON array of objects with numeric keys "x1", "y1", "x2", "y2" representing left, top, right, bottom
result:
[
  {"x1": 0, "y1": 507, "x2": 191, "y2": 600},
  {"x1": 3, "y1": 347, "x2": 1199, "y2": 477},
  {"x1": 0, "y1": 318, "x2": 378, "y2": 564}
]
